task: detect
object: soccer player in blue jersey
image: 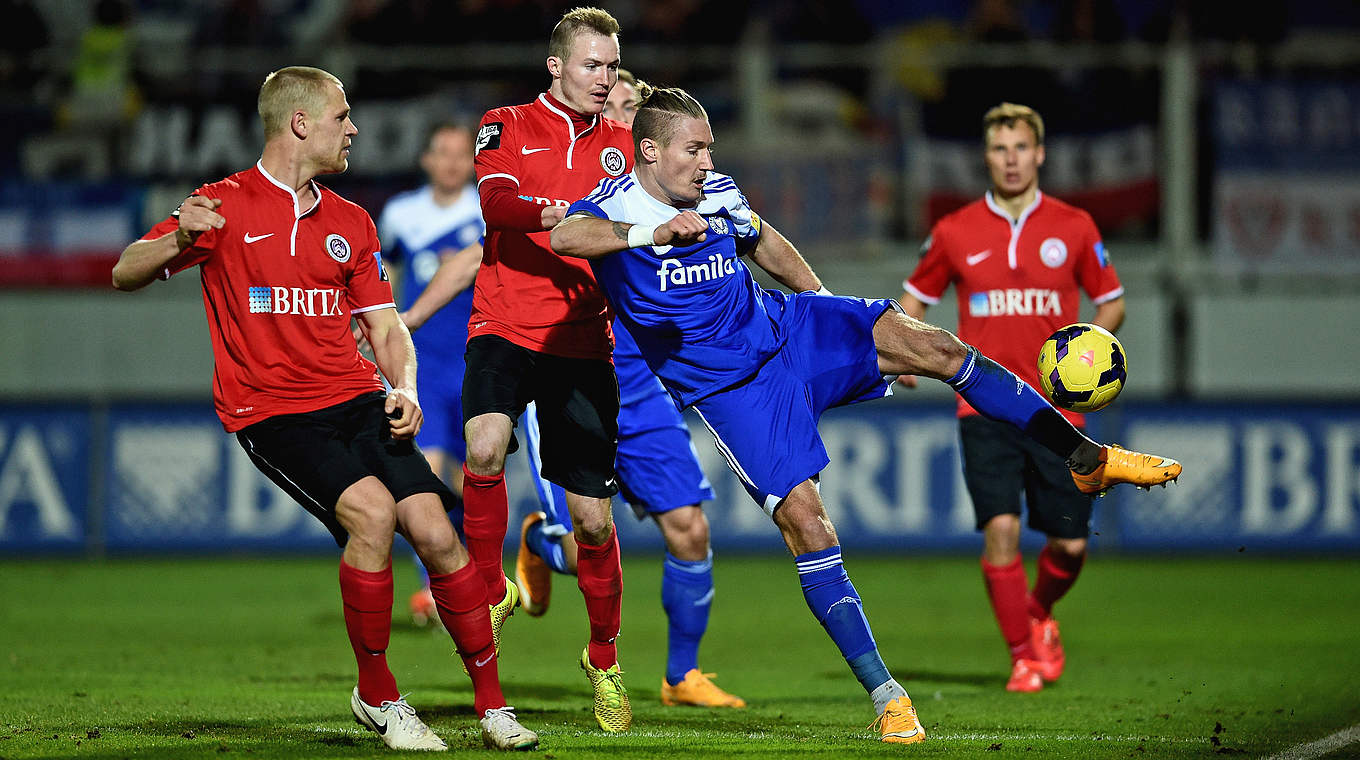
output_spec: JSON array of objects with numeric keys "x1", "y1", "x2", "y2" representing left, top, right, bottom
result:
[
  {"x1": 550, "y1": 84, "x2": 1183, "y2": 744},
  {"x1": 515, "y1": 70, "x2": 745, "y2": 710},
  {"x1": 376, "y1": 121, "x2": 484, "y2": 625}
]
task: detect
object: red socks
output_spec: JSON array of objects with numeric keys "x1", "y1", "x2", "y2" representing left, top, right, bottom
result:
[
  {"x1": 428, "y1": 563, "x2": 505, "y2": 715},
  {"x1": 576, "y1": 527, "x2": 623, "y2": 670},
  {"x1": 1027, "y1": 545, "x2": 1085, "y2": 620},
  {"x1": 339, "y1": 560, "x2": 399, "y2": 705},
  {"x1": 981, "y1": 556, "x2": 1036, "y2": 662},
  {"x1": 461, "y1": 463, "x2": 509, "y2": 600}
]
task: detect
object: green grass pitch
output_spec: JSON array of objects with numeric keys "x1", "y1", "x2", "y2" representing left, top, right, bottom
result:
[{"x1": 1, "y1": 554, "x2": 1357, "y2": 759}]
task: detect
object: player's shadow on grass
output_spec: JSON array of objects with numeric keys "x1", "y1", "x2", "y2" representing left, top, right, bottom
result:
[
  {"x1": 788, "y1": 666, "x2": 996, "y2": 691},
  {"x1": 888, "y1": 666, "x2": 998, "y2": 687}
]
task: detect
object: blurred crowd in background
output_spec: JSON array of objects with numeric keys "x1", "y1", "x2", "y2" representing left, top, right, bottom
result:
[{"x1": 0, "y1": 0, "x2": 1358, "y2": 272}]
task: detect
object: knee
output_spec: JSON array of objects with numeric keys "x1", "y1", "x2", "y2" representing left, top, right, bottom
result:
[
  {"x1": 573, "y1": 511, "x2": 614, "y2": 546},
  {"x1": 407, "y1": 522, "x2": 459, "y2": 560},
  {"x1": 1048, "y1": 537, "x2": 1087, "y2": 562},
  {"x1": 344, "y1": 504, "x2": 397, "y2": 550},
  {"x1": 463, "y1": 432, "x2": 506, "y2": 475},
  {"x1": 660, "y1": 507, "x2": 710, "y2": 559}
]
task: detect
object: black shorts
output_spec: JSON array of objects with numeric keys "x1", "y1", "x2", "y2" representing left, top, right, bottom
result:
[
  {"x1": 463, "y1": 334, "x2": 619, "y2": 499},
  {"x1": 236, "y1": 391, "x2": 456, "y2": 547},
  {"x1": 959, "y1": 415, "x2": 1093, "y2": 539}
]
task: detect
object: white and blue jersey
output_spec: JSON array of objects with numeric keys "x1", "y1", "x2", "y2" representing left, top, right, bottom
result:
[
  {"x1": 568, "y1": 172, "x2": 788, "y2": 407},
  {"x1": 377, "y1": 184, "x2": 484, "y2": 457},
  {"x1": 568, "y1": 171, "x2": 895, "y2": 512}
]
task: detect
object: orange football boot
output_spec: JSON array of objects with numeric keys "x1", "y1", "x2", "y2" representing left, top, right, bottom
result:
[
  {"x1": 870, "y1": 695, "x2": 926, "y2": 744},
  {"x1": 1072, "y1": 445, "x2": 1181, "y2": 496},
  {"x1": 515, "y1": 511, "x2": 552, "y2": 617},
  {"x1": 660, "y1": 670, "x2": 746, "y2": 708}
]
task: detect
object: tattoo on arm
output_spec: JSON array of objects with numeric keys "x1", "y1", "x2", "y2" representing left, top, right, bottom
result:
[{"x1": 612, "y1": 222, "x2": 630, "y2": 243}]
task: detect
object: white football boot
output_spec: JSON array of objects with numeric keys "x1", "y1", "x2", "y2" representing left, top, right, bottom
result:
[
  {"x1": 480, "y1": 706, "x2": 539, "y2": 751},
  {"x1": 350, "y1": 687, "x2": 448, "y2": 751}
]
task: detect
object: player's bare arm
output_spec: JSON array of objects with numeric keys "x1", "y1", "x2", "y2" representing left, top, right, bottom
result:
[
  {"x1": 112, "y1": 196, "x2": 224, "y2": 291},
  {"x1": 550, "y1": 210, "x2": 708, "y2": 260},
  {"x1": 1092, "y1": 297, "x2": 1126, "y2": 334},
  {"x1": 894, "y1": 293, "x2": 930, "y2": 388},
  {"x1": 401, "y1": 242, "x2": 483, "y2": 332},
  {"x1": 356, "y1": 306, "x2": 422, "y2": 439},
  {"x1": 747, "y1": 220, "x2": 822, "y2": 293}
]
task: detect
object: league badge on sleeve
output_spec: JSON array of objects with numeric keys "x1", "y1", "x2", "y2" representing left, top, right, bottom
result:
[
  {"x1": 1094, "y1": 241, "x2": 1110, "y2": 267},
  {"x1": 374, "y1": 251, "x2": 389, "y2": 281},
  {"x1": 600, "y1": 147, "x2": 626, "y2": 177},
  {"x1": 476, "y1": 123, "x2": 503, "y2": 155}
]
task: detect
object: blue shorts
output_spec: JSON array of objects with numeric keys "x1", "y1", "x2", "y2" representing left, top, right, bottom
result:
[
  {"x1": 525, "y1": 356, "x2": 714, "y2": 534},
  {"x1": 691, "y1": 293, "x2": 895, "y2": 514},
  {"x1": 414, "y1": 359, "x2": 466, "y2": 460}
]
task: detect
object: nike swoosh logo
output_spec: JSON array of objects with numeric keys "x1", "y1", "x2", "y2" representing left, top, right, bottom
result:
[
  {"x1": 886, "y1": 729, "x2": 919, "y2": 738},
  {"x1": 475, "y1": 653, "x2": 495, "y2": 668},
  {"x1": 966, "y1": 249, "x2": 992, "y2": 266},
  {"x1": 693, "y1": 589, "x2": 715, "y2": 607},
  {"x1": 244, "y1": 233, "x2": 274, "y2": 243},
  {"x1": 521, "y1": 146, "x2": 551, "y2": 155}
]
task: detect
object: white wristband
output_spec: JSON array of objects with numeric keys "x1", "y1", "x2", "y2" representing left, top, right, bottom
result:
[
  {"x1": 816, "y1": 286, "x2": 832, "y2": 295},
  {"x1": 627, "y1": 224, "x2": 657, "y2": 248}
]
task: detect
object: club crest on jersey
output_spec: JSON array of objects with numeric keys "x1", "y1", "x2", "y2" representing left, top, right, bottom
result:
[
  {"x1": 600, "y1": 147, "x2": 626, "y2": 177},
  {"x1": 707, "y1": 216, "x2": 730, "y2": 236},
  {"x1": 1040, "y1": 237, "x2": 1067, "y2": 268},
  {"x1": 325, "y1": 234, "x2": 352, "y2": 263},
  {"x1": 476, "y1": 122, "x2": 502, "y2": 154}
]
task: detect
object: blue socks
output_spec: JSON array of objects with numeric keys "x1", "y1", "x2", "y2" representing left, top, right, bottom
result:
[
  {"x1": 525, "y1": 518, "x2": 570, "y2": 574},
  {"x1": 947, "y1": 347, "x2": 1086, "y2": 459},
  {"x1": 662, "y1": 551, "x2": 714, "y2": 685},
  {"x1": 797, "y1": 546, "x2": 892, "y2": 693}
]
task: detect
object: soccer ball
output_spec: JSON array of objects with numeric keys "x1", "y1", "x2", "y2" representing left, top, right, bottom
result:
[{"x1": 1036, "y1": 323, "x2": 1126, "y2": 413}]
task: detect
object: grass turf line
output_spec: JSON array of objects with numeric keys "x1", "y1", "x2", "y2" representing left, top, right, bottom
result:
[{"x1": 0, "y1": 555, "x2": 1357, "y2": 758}]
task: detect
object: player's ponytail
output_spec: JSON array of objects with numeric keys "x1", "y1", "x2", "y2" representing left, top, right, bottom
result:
[{"x1": 632, "y1": 84, "x2": 707, "y2": 152}]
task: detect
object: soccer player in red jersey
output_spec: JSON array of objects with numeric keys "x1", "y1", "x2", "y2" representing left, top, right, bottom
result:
[
  {"x1": 111, "y1": 66, "x2": 537, "y2": 751},
  {"x1": 900, "y1": 103, "x2": 1126, "y2": 693},
  {"x1": 461, "y1": 7, "x2": 636, "y2": 732}
]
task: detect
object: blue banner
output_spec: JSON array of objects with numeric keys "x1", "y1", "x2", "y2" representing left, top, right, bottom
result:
[
  {"x1": 1, "y1": 401, "x2": 1357, "y2": 554},
  {"x1": 103, "y1": 404, "x2": 336, "y2": 551},
  {"x1": 0, "y1": 404, "x2": 89, "y2": 552},
  {"x1": 1215, "y1": 79, "x2": 1360, "y2": 172}
]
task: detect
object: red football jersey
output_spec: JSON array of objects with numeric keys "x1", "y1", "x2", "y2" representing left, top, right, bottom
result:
[
  {"x1": 143, "y1": 163, "x2": 393, "y2": 432},
  {"x1": 472, "y1": 92, "x2": 634, "y2": 359},
  {"x1": 904, "y1": 191, "x2": 1123, "y2": 424}
]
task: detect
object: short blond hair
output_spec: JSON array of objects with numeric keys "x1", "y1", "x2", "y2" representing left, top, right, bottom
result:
[
  {"x1": 258, "y1": 66, "x2": 343, "y2": 138},
  {"x1": 548, "y1": 7, "x2": 620, "y2": 62},
  {"x1": 983, "y1": 102, "x2": 1045, "y2": 146},
  {"x1": 632, "y1": 83, "x2": 708, "y2": 153}
]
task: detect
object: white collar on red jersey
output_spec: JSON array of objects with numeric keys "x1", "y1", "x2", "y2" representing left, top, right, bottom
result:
[
  {"x1": 984, "y1": 189, "x2": 1043, "y2": 226},
  {"x1": 255, "y1": 161, "x2": 322, "y2": 219},
  {"x1": 537, "y1": 93, "x2": 599, "y2": 138}
]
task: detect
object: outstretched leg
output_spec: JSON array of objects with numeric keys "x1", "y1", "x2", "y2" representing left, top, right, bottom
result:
[{"x1": 872, "y1": 310, "x2": 1180, "y2": 492}]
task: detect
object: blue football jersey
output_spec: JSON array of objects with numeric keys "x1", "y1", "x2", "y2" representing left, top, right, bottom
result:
[
  {"x1": 377, "y1": 184, "x2": 484, "y2": 366},
  {"x1": 569, "y1": 172, "x2": 793, "y2": 407}
]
